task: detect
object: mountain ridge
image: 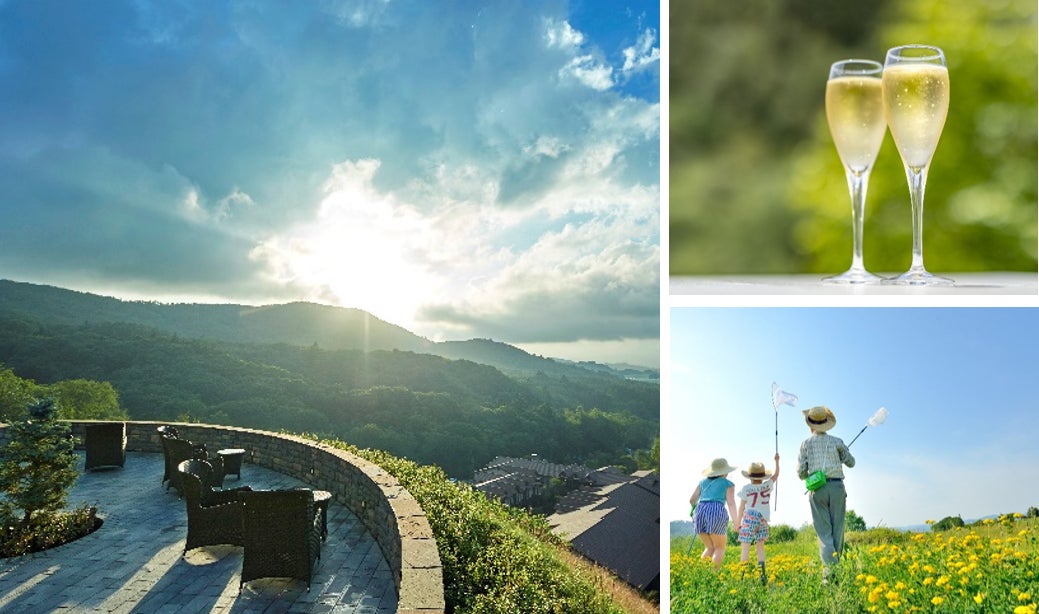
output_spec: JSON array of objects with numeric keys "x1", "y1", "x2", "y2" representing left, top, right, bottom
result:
[{"x1": 0, "y1": 278, "x2": 657, "y2": 380}]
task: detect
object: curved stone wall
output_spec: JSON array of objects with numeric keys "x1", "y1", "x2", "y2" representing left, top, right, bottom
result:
[{"x1": 4, "y1": 420, "x2": 446, "y2": 614}]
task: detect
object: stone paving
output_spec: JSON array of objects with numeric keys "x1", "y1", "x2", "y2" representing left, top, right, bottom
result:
[{"x1": 0, "y1": 452, "x2": 398, "y2": 613}]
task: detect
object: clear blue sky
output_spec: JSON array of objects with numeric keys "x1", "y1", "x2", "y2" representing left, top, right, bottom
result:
[
  {"x1": 0, "y1": 0, "x2": 659, "y2": 367},
  {"x1": 667, "y1": 307, "x2": 1039, "y2": 529}
]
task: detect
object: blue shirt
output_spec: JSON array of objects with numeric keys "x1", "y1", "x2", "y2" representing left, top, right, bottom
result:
[{"x1": 698, "y1": 477, "x2": 733, "y2": 503}]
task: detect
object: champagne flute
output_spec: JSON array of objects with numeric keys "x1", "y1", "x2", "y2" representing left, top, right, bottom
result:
[
  {"x1": 823, "y1": 59, "x2": 886, "y2": 284},
  {"x1": 882, "y1": 44, "x2": 953, "y2": 285}
]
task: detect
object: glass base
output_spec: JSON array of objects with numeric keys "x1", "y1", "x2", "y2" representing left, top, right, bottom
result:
[
  {"x1": 822, "y1": 268, "x2": 884, "y2": 285},
  {"x1": 883, "y1": 268, "x2": 954, "y2": 286}
]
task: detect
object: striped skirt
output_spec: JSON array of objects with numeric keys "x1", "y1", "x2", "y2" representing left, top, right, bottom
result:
[{"x1": 693, "y1": 500, "x2": 728, "y2": 534}]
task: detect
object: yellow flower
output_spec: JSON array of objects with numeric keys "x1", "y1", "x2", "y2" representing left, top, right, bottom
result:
[
  {"x1": 1020, "y1": 593, "x2": 1033, "y2": 602},
  {"x1": 931, "y1": 597, "x2": 944, "y2": 606},
  {"x1": 1014, "y1": 606, "x2": 1036, "y2": 614},
  {"x1": 974, "y1": 592, "x2": 985, "y2": 604}
]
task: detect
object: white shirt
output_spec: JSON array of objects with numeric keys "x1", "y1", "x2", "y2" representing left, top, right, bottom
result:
[{"x1": 738, "y1": 478, "x2": 773, "y2": 521}]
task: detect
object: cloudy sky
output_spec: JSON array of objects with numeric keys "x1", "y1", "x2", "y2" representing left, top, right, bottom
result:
[
  {"x1": 668, "y1": 307, "x2": 1039, "y2": 529},
  {"x1": 0, "y1": 0, "x2": 660, "y2": 367}
]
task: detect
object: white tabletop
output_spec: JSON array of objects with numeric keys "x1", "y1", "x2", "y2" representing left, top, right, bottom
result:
[{"x1": 670, "y1": 272, "x2": 1037, "y2": 296}]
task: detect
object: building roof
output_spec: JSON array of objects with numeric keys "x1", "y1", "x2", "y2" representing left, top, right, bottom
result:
[{"x1": 548, "y1": 470, "x2": 660, "y2": 592}]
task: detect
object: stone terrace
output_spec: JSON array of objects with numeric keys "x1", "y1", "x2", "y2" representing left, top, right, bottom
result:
[{"x1": 0, "y1": 421, "x2": 446, "y2": 614}]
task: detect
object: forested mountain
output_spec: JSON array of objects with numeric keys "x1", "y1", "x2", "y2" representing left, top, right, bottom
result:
[
  {"x1": 0, "y1": 280, "x2": 656, "y2": 380},
  {"x1": 0, "y1": 280, "x2": 659, "y2": 477}
]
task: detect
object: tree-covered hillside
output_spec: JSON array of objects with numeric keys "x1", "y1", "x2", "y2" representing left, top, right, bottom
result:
[
  {"x1": 0, "y1": 279, "x2": 657, "y2": 380},
  {"x1": 0, "y1": 312, "x2": 658, "y2": 478}
]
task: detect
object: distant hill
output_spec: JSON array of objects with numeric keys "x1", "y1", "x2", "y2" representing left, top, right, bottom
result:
[
  {"x1": 0, "y1": 278, "x2": 429, "y2": 351},
  {"x1": 0, "y1": 279, "x2": 657, "y2": 379}
]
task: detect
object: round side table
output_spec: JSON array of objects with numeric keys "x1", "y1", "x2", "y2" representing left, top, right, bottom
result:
[{"x1": 217, "y1": 448, "x2": 246, "y2": 479}]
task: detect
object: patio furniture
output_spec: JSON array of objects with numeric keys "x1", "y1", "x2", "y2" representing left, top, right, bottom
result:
[
  {"x1": 240, "y1": 489, "x2": 322, "y2": 590},
  {"x1": 177, "y1": 460, "x2": 245, "y2": 553},
  {"x1": 180, "y1": 459, "x2": 251, "y2": 506},
  {"x1": 313, "y1": 490, "x2": 331, "y2": 540},
  {"x1": 217, "y1": 448, "x2": 246, "y2": 479},
  {"x1": 84, "y1": 422, "x2": 126, "y2": 470},
  {"x1": 158, "y1": 428, "x2": 180, "y2": 486},
  {"x1": 156, "y1": 425, "x2": 180, "y2": 439},
  {"x1": 163, "y1": 436, "x2": 196, "y2": 496},
  {"x1": 294, "y1": 488, "x2": 332, "y2": 540}
]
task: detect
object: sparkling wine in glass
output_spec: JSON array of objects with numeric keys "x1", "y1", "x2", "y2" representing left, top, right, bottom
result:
[
  {"x1": 823, "y1": 59, "x2": 886, "y2": 284},
  {"x1": 882, "y1": 44, "x2": 953, "y2": 285}
]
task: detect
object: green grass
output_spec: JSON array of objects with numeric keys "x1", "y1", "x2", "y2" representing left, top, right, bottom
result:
[{"x1": 671, "y1": 517, "x2": 1039, "y2": 613}]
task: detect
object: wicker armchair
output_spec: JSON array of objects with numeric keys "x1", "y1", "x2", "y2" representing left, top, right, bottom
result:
[
  {"x1": 84, "y1": 422, "x2": 126, "y2": 470},
  {"x1": 240, "y1": 489, "x2": 322, "y2": 589},
  {"x1": 180, "y1": 459, "x2": 251, "y2": 506},
  {"x1": 159, "y1": 431, "x2": 178, "y2": 486},
  {"x1": 177, "y1": 460, "x2": 244, "y2": 552},
  {"x1": 163, "y1": 437, "x2": 197, "y2": 495}
]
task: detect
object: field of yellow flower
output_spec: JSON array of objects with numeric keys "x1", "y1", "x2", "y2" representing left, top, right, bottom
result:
[{"x1": 670, "y1": 515, "x2": 1038, "y2": 613}]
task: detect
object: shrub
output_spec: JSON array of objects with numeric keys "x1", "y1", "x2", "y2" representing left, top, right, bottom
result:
[
  {"x1": 0, "y1": 398, "x2": 93, "y2": 558},
  {"x1": 845, "y1": 509, "x2": 866, "y2": 532},
  {"x1": 320, "y1": 437, "x2": 626, "y2": 614},
  {"x1": 769, "y1": 524, "x2": 798, "y2": 543},
  {"x1": 1, "y1": 503, "x2": 99, "y2": 558},
  {"x1": 0, "y1": 399, "x2": 79, "y2": 525},
  {"x1": 932, "y1": 515, "x2": 965, "y2": 531}
]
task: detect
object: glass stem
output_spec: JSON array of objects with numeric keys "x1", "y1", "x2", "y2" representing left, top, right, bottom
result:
[
  {"x1": 846, "y1": 167, "x2": 870, "y2": 272},
  {"x1": 905, "y1": 165, "x2": 929, "y2": 271}
]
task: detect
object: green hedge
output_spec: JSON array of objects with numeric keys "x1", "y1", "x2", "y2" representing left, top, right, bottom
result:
[{"x1": 320, "y1": 438, "x2": 624, "y2": 614}]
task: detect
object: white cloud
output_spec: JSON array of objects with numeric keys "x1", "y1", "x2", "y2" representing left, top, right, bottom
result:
[
  {"x1": 523, "y1": 135, "x2": 570, "y2": 159},
  {"x1": 543, "y1": 19, "x2": 584, "y2": 50},
  {"x1": 622, "y1": 28, "x2": 660, "y2": 75},
  {"x1": 560, "y1": 55, "x2": 614, "y2": 91}
]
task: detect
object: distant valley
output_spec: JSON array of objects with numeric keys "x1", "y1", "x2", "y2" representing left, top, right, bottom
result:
[{"x1": 0, "y1": 279, "x2": 659, "y2": 478}]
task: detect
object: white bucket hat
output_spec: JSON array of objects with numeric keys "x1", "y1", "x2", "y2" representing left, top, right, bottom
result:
[{"x1": 702, "y1": 457, "x2": 737, "y2": 477}]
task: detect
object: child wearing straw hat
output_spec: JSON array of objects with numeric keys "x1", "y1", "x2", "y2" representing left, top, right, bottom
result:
[
  {"x1": 797, "y1": 405, "x2": 855, "y2": 581},
  {"x1": 736, "y1": 453, "x2": 780, "y2": 584},
  {"x1": 689, "y1": 458, "x2": 739, "y2": 570}
]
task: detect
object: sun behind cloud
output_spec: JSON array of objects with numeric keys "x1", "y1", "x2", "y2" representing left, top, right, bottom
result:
[{"x1": 250, "y1": 159, "x2": 440, "y2": 328}]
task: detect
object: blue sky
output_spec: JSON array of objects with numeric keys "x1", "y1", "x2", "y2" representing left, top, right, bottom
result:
[
  {"x1": 0, "y1": 0, "x2": 660, "y2": 367},
  {"x1": 667, "y1": 307, "x2": 1039, "y2": 529}
]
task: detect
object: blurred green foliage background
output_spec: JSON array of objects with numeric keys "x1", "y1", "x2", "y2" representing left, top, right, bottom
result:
[{"x1": 670, "y1": 0, "x2": 1037, "y2": 276}]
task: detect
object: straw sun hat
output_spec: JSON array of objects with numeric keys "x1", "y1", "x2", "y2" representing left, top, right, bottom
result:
[
  {"x1": 742, "y1": 462, "x2": 770, "y2": 479},
  {"x1": 702, "y1": 457, "x2": 737, "y2": 477},
  {"x1": 803, "y1": 405, "x2": 837, "y2": 432}
]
